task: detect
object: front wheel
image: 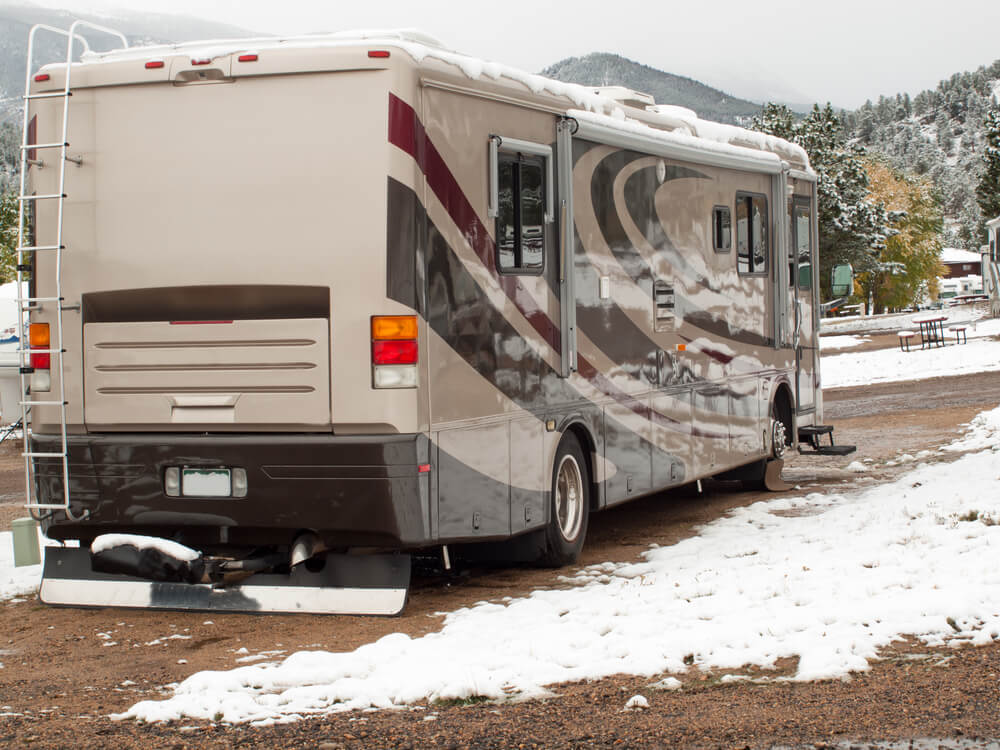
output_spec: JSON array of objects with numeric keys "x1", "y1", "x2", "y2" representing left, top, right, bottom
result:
[{"x1": 539, "y1": 435, "x2": 590, "y2": 566}]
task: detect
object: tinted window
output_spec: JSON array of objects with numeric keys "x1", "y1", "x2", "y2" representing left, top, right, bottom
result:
[
  {"x1": 794, "y1": 203, "x2": 812, "y2": 289},
  {"x1": 713, "y1": 206, "x2": 731, "y2": 252},
  {"x1": 736, "y1": 193, "x2": 768, "y2": 274},
  {"x1": 496, "y1": 153, "x2": 545, "y2": 274}
]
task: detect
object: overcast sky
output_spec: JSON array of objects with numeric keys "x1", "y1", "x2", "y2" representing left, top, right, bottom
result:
[{"x1": 29, "y1": 0, "x2": 1000, "y2": 109}]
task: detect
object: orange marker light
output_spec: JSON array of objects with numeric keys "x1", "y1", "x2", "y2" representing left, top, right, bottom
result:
[
  {"x1": 676, "y1": 344, "x2": 687, "y2": 352},
  {"x1": 371, "y1": 315, "x2": 418, "y2": 341},
  {"x1": 29, "y1": 323, "x2": 50, "y2": 348}
]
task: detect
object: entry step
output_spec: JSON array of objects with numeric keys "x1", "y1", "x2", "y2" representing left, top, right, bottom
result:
[{"x1": 797, "y1": 424, "x2": 856, "y2": 456}]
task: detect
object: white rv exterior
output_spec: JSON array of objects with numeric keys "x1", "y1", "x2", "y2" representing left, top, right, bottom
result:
[{"x1": 16, "y1": 25, "x2": 846, "y2": 614}]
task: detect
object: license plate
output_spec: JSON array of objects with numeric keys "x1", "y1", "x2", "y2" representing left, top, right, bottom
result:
[{"x1": 182, "y1": 468, "x2": 231, "y2": 497}]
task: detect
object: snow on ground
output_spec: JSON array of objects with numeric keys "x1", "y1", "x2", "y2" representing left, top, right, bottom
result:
[
  {"x1": 818, "y1": 335, "x2": 870, "y2": 350},
  {"x1": 110, "y1": 411, "x2": 1000, "y2": 725},
  {"x1": 820, "y1": 308, "x2": 991, "y2": 336},
  {"x1": 822, "y1": 321, "x2": 1000, "y2": 388},
  {"x1": 0, "y1": 531, "x2": 43, "y2": 602}
]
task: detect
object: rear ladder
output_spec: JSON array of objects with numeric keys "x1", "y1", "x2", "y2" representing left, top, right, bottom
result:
[{"x1": 16, "y1": 21, "x2": 128, "y2": 520}]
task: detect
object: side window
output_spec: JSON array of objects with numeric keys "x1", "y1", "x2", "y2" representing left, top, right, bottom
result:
[
  {"x1": 793, "y1": 201, "x2": 812, "y2": 289},
  {"x1": 735, "y1": 193, "x2": 768, "y2": 275},
  {"x1": 489, "y1": 136, "x2": 553, "y2": 275},
  {"x1": 712, "y1": 206, "x2": 731, "y2": 252}
]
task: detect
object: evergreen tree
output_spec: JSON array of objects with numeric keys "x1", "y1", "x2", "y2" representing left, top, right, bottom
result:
[
  {"x1": 751, "y1": 103, "x2": 891, "y2": 299},
  {"x1": 0, "y1": 190, "x2": 20, "y2": 283},
  {"x1": 976, "y1": 104, "x2": 1000, "y2": 223}
]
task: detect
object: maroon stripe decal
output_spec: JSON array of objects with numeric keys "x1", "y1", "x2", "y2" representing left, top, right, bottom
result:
[
  {"x1": 678, "y1": 335, "x2": 735, "y2": 365},
  {"x1": 388, "y1": 94, "x2": 725, "y2": 441},
  {"x1": 388, "y1": 94, "x2": 559, "y2": 352}
]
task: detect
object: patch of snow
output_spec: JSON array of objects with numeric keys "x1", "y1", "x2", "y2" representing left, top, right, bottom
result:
[
  {"x1": 649, "y1": 677, "x2": 682, "y2": 691},
  {"x1": 819, "y1": 335, "x2": 869, "y2": 351},
  {"x1": 0, "y1": 530, "x2": 43, "y2": 602},
  {"x1": 941, "y1": 247, "x2": 982, "y2": 264},
  {"x1": 91, "y1": 534, "x2": 200, "y2": 563},
  {"x1": 942, "y1": 405, "x2": 1000, "y2": 453},
  {"x1": 822, "y1": 327, "x2": 1000, "y2": 388},
  {"x1": 115, "y1": 408, "x2": 1000, "y2": 725},
  {"x1": 845, "y1": 461, "x2": 868, "y2": 473},
  {"x1": 624, "y1": 694, "x2": 648, "y2": 710}
]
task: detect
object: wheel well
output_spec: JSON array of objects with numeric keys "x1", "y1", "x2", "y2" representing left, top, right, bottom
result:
[
  {"x1": 564, "y1": 423, "x2": 599, "y2": 511},
  {"x1": 772, "y1": 383, "x2": 794, "y2": 446}
]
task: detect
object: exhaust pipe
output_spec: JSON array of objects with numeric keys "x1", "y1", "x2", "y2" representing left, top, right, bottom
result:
[{"x1": 290, "y1": 531, "x2": 327, "y2": 567}]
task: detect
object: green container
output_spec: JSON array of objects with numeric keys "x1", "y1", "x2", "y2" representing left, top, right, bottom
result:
[{"x1": 12, "y1": 517, "x2": 41, "y2": 567}]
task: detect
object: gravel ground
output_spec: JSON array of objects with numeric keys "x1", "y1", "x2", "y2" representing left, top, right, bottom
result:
[{"x1": 1, "y1": 369, "x2": 999, "y2": 748}]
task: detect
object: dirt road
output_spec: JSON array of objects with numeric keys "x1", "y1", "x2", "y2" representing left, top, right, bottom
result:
[{"x1": 1, "y1": 370, "x2": 998, "y2": 748}]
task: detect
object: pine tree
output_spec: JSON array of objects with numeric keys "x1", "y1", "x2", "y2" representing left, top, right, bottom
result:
[
  {"x1": 751, "y1": 103, "x2": 891, "y2": 299},
  {"x1": 0, "y1": 191, "x2": 20, "y2": 283},
  {"x1": 976, "y1": 104, "x2": 1000, "y2": 223}
]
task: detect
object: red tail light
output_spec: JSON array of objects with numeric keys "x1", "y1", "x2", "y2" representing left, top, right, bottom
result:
[
  {"x1": 145, "y1": 61, "x2": 165, "y2": 69},
  {"x1": 34, "y1": 73, "x2": 50, "y2": 82},
  {"x1": 29, "y1": 323, "x2": 50, "y2": 369},
  {"x1": 238, "y1": 54, "x2": 258, "y2": 62},
  {"x1": 368, "y1": 50, "x2": 390, "y2": 59},
  {"x1": 372, "y1": 340, "x2": 418, "y2": 365}
]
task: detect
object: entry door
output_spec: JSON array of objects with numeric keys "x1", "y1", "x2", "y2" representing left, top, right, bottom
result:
[{"x1": 791, "y1": 197, "x2": 817, "y2": 412}]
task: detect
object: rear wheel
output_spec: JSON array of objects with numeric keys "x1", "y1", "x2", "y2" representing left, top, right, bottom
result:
[{"x1": 540, "y1": 435, "x2": 590, "y2": 566}]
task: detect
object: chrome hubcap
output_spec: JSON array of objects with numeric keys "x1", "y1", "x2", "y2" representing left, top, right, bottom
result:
[
  {"x1": 556, "y1": 454, "x2": 584, "y2": 542},
  {"x1": 771, "y1": 418, "x2": 787, "y2": 460}
]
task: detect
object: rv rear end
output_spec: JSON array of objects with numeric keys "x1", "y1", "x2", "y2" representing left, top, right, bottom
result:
[{"x1": 25, "y1": 43, "x2": 431, "y2": 601}]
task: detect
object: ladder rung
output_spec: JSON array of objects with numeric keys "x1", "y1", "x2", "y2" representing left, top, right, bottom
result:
[
  {"x1": 23, "y1": 452, "x2": 67, "y2": 458},
  {"x1": 25, "y1": 504, "x2": 71, "y2": 510},
  {"x1": 24, "y1": 92, "x2": 71, "y2": 100},
  {"x1": 15, "y1": 348, "x2": 64, "y2": 355},
  {"x1": 18, "y1": 193, "x2": 65, "y2": 201},
  {"x1": 22, "y1": 142, "x2": 67, "y2": 151},
  {"x1": 19, "y1": 401, "x2": 67, "y2": 407},
  {"x1": 17, "y1": 296, "x2": 63, "y2": 303},
  {"x1": 17, "y1": 245, "x2": 63, "y2": 252}
]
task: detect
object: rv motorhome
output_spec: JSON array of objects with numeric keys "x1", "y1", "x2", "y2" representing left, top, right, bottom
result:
[{"x1": 17, "y1": 23, "x2": 852, "y2": 615}]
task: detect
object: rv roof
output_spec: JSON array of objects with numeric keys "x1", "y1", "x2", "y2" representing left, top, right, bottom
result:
[{"x1": 56, "y1": 28, "x2": 810, "y2": 172}]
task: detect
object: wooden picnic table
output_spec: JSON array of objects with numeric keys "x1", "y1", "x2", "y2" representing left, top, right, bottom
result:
[{"x1": 912, "y1": 316, "x2": 947, "y2": 348}]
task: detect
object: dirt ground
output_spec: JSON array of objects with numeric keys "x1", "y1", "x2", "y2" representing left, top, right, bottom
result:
[{"x1": 1, "y1": 368, "x2": 1000, "y2": 748}]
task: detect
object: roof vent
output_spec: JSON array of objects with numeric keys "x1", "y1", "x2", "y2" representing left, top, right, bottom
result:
[{"x1": 592, "y1": 86, "x2": 656, "y2": 109}]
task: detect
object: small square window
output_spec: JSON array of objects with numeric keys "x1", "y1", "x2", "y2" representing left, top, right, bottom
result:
[{"x1": 712, "y1": 206, "x2": 731, "y2": 252}]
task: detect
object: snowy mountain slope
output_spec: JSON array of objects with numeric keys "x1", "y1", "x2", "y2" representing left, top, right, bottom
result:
[{"x1": 842, "y1": 59, "x2": 1000, "y2": 249}]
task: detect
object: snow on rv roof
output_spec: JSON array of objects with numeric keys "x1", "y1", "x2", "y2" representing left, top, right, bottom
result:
[{"x1": 75, "y1": 29, "x2": 808, "y2": 171}]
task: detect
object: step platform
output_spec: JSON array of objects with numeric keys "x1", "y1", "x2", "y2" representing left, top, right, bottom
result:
[
  {"x1": 39, "y1": 546, "x2": 410, "y2": 616},
  {"x1": 797, "y1": 424, "x2": 856, "y2": 456}
]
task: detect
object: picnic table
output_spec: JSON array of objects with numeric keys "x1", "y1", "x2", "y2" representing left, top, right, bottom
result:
[{"x1": 912, "y1": 316, "x2": 947, "y2": 349}]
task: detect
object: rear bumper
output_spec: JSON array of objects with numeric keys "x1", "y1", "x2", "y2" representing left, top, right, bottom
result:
[{"x1": 34, "y1": 432, "x2": 432, "y2": 550}]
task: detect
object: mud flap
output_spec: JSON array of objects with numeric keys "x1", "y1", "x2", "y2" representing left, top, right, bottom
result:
[
  {"x1": 39, "y1": 546, "x2": 410, "y2": 616},
  {"x1": 763, "y1": 458, "x2": 792, "y2": 492}
]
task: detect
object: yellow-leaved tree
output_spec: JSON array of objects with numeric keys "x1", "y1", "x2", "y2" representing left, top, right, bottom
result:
[{"x1": 857, "y1": 160, "x2": 944, "y2": 314}]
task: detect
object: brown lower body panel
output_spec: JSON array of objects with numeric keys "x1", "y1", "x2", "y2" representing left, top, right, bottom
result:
[{"x1": 34, "y1": 432, "x2": 432, "y2": 550}]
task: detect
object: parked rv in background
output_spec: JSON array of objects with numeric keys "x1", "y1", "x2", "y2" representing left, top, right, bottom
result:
[{"x1": 17, "y1": 23, "x2": 851, "y2": 615}]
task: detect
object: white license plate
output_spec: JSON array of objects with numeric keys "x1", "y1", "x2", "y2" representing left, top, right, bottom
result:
[{"x1": 182, "y1": 468, "x2": 231, "y2": 497}]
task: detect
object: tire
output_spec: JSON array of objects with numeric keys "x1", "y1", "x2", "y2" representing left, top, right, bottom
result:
[{"x1": 539, "y1": 434, "x2": 590, "y2": 567}]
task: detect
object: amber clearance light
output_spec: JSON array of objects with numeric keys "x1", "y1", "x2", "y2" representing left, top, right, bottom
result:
[{"x1": 371, "y1": 315, "x2": 418, "y2": 389}]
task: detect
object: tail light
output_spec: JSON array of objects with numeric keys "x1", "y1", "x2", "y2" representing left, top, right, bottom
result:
[
  {"x1": 29, "y1": 323, "x2": 51, "y2": 392},
  {"x1": 371, "y1": 315, "x2": 418, "y2": 389}
]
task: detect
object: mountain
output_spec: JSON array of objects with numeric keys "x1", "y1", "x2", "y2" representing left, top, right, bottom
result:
[
  {"x1": 541, "y1": 52, "x2": 763, "y2": 125},
  {"x1": 841, "y1": 59, "x2": 1000, "y2": 249},
  {"x1": 0, "y1": 3, "x2": 254, "y2": 121}
]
